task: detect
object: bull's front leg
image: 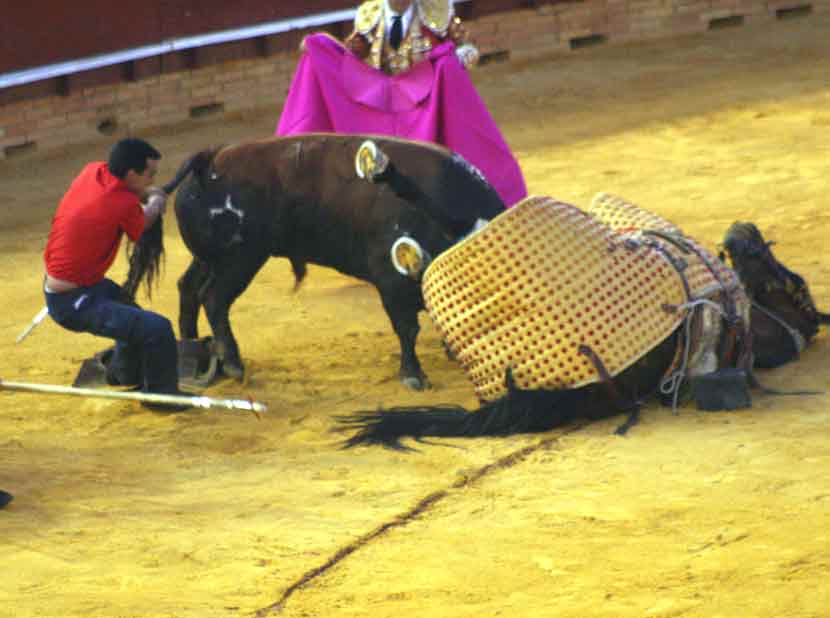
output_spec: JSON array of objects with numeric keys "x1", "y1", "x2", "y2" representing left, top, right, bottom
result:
[
  {"x1": 177, "y1": 257, "x2": 212, "y2": 339},
  {"x1": 379, "y1": 286, "x2": 430, "y2": 390},
  {"x1": 201, "y1": 249, "x2": 270, "y2": 381}
]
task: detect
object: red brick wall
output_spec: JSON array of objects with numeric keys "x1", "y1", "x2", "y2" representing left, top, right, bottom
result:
[{"x1": 0, "y1": 0, "x2": 824, "y2": 159}]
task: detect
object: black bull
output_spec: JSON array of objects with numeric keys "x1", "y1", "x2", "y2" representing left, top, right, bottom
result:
[{"x1": 168, "y1": 134, "x2": 505, "y2": 389}]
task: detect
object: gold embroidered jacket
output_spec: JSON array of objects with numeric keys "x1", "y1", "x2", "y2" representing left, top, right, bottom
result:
[{"x1": 346, "y1": 0, "x2": 474, "y2": 75}]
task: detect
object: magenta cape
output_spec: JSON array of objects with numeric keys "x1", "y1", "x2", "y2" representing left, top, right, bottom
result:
[{"x1": 276, "y1": 34, "x2": 527, "y2": 207}]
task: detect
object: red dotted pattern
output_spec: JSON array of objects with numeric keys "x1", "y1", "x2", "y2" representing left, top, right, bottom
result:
[
  {"x1": 422, "y1": 196, "x2": 689, "y2": 402},
  {"x1": 589, "y1": 192, "x2": 682, "y2": 235},
  {"x1": 589, "y1": 193, "x2": 743, "y2": 302}
]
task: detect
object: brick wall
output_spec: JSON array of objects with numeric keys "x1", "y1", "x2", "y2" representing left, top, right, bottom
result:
[{"x1": 0, "y1": 0, "x2": 824, "y2": 159}]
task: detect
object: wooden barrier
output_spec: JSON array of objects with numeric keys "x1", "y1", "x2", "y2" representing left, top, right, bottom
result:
[{"x1": 0, "y1": 0, "x2": 825, "y2": 158}]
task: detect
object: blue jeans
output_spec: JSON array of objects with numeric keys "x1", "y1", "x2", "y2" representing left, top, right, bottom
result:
[{"x1": 45, "y1": 278, "x2": 179, "y2": 394}]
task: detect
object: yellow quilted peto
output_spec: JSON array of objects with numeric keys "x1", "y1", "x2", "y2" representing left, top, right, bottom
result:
[
  {"x1": 588, "y1": 193, "x2": 745, "y2": 304},
  {"x1": 589, "y1": 192, "x2": 681, "y2": 235},
  {"x1": 422, "y1": 196, "x2": 693, "y2": 402}
]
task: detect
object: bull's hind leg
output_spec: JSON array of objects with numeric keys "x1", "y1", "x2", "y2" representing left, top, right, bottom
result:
[
  {"x1": 177, "y1": 258, "x2": 212, "y2": 339},
  {"x1": 378, "y1": 284, "x2": 429, "y2": 390},
  {"x1": 201, "y1": 250, "x2": 270, "y2": 381}
]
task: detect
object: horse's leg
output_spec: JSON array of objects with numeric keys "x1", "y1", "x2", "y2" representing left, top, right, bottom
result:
[
  {"x1": 201, "y1": 250, "x2": 270, "y2": 381},
  {"x1": 177, "y1": 257, "x2": 212, "y2": 339},
  {"x1": 378, "y1": 285, "x2": 429, "y2": 390}
]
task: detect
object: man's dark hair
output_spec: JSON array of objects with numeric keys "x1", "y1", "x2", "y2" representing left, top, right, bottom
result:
[{"x1": 108, "y1": 138, "x2": 161, "y2": 179}]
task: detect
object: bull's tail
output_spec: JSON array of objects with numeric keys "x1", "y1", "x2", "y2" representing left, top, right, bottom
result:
[
  {"x1": 122, "y1": 150, "x2": 220, "y2": 302},
  {"x1": 122, "y1": 218, "x2": 164, "y2": 302},
  {"x1": 337, "y1": 370, "x2": 582, "y2": 450},
  {"x1": 162, "y1": 151, "x2": 211, "y2": 194}
]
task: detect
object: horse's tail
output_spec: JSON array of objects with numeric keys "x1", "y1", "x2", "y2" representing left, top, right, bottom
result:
[
  {"x1": 122, "y1": 150, "x2": 219, "y2": 302},
  {"x1": 337, "y1": 370, "x2": 580, "y2": 450}
]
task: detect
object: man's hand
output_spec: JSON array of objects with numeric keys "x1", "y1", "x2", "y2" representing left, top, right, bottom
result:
[
  {"x1": 142, "y1": 185, "x2": 165, "y2": 200},
  {"x1": 344, "y1": 31, "x2": 370, "y2": 58},
  {"x1": 448, "y1": 17, "x2": 470, "y2": 45},
  {"x1": 142, "y1": 187, "x2": 168, "y2": 229},
  {"x1": 455, "y1": 44, "x2": 480, "y2": 69}
]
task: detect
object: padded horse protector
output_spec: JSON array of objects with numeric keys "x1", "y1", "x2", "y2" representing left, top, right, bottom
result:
[
  {"x1": 590, "y1": 193, "x2": 753, "y2": 379},
  {"x1": 423, "y1": 195, "x2": 751, "y2": 404},
  {"x1": 422, "y1": 196, "x2": 694, "y2": 401}
]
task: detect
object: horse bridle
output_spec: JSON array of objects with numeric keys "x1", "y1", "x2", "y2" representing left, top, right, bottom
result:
[
  {"x1": 723, "y1": 237, "x2": 812, "y2": 357},
  {"x1": 641, "y1": 230, "x2": 750, "y2": 363},
  {"x1": 749, "y1": 299, "x2": 806, "y2": 355},
  {"x1": 631, "y1": 230, "x2": 753, "y2": 410}
]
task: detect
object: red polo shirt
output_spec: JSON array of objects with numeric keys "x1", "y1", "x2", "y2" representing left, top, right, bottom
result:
[{"x1": 44, "y1": 162, "x2": 145, "y2": 287}]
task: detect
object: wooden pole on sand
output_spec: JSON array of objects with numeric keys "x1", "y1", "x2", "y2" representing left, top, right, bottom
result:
[{"x1": 0, "y1": 377, "x2": 266, "y2": 414}]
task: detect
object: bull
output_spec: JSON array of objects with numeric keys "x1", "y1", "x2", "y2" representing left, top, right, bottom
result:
[{"x1": 165, "y1": 134, "x2": 506, "y2": 389}]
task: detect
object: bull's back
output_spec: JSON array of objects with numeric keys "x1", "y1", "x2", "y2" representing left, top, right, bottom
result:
[
  {"x1": 174, "y1": 134, "x2": 496, "y2": 279},
  {"x1": 272, "y1": 136, "x2": 453, "y2": 278}
]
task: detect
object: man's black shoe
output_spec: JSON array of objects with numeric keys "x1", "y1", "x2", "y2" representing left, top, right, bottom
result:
[{"x1": 0, "y1": 490, "x2": 13, "y2": 509}]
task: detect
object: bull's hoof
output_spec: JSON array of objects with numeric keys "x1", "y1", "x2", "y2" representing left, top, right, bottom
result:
[
  {"x1": 222, "y1": 358, "x2": 246, "y2": 382},
  {"x1": 355, "y1": 140, "x2": 389, "y2": 181},
  {"x1": 177, "y1": 337, "x2": 221, "y2": 389},
  {"x1": 0, "y1": 490, "x2": 13, "y2": 509},
  {"x1": 401, "y1": 374, "x2": 431, "y2": 391}
]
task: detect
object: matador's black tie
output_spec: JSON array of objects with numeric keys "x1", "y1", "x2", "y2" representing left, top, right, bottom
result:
[{"x1": 390, "y1": 15, "x2": 403, "y2": 50}]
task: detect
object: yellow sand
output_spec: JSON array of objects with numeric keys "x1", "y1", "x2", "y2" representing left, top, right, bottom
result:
[{"x1": 1, "y1": 14, "x2": 829, "y2": 618}]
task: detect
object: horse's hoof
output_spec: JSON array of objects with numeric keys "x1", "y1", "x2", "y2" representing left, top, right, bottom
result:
[{"x1": 401, "y1": 375, "x2": 430, "y2": 391}]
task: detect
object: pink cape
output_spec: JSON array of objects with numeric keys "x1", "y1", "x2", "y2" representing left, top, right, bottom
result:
[{"x1": 276, "y1": 34, "x2": 527, "y2": 207}]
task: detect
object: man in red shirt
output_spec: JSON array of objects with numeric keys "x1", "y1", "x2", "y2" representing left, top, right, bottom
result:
[{"x1": 44, "y1": 138, "x2": 187, "y2": 411}]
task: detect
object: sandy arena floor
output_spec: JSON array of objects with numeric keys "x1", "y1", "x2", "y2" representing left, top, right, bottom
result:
[{"x1": 1, "y1": 13, "x2": 830, "y2": 618}]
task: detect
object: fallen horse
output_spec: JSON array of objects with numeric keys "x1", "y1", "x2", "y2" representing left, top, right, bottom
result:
[{"x1": 339, "y1": 193, "x2": 826, "y2": 448}]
